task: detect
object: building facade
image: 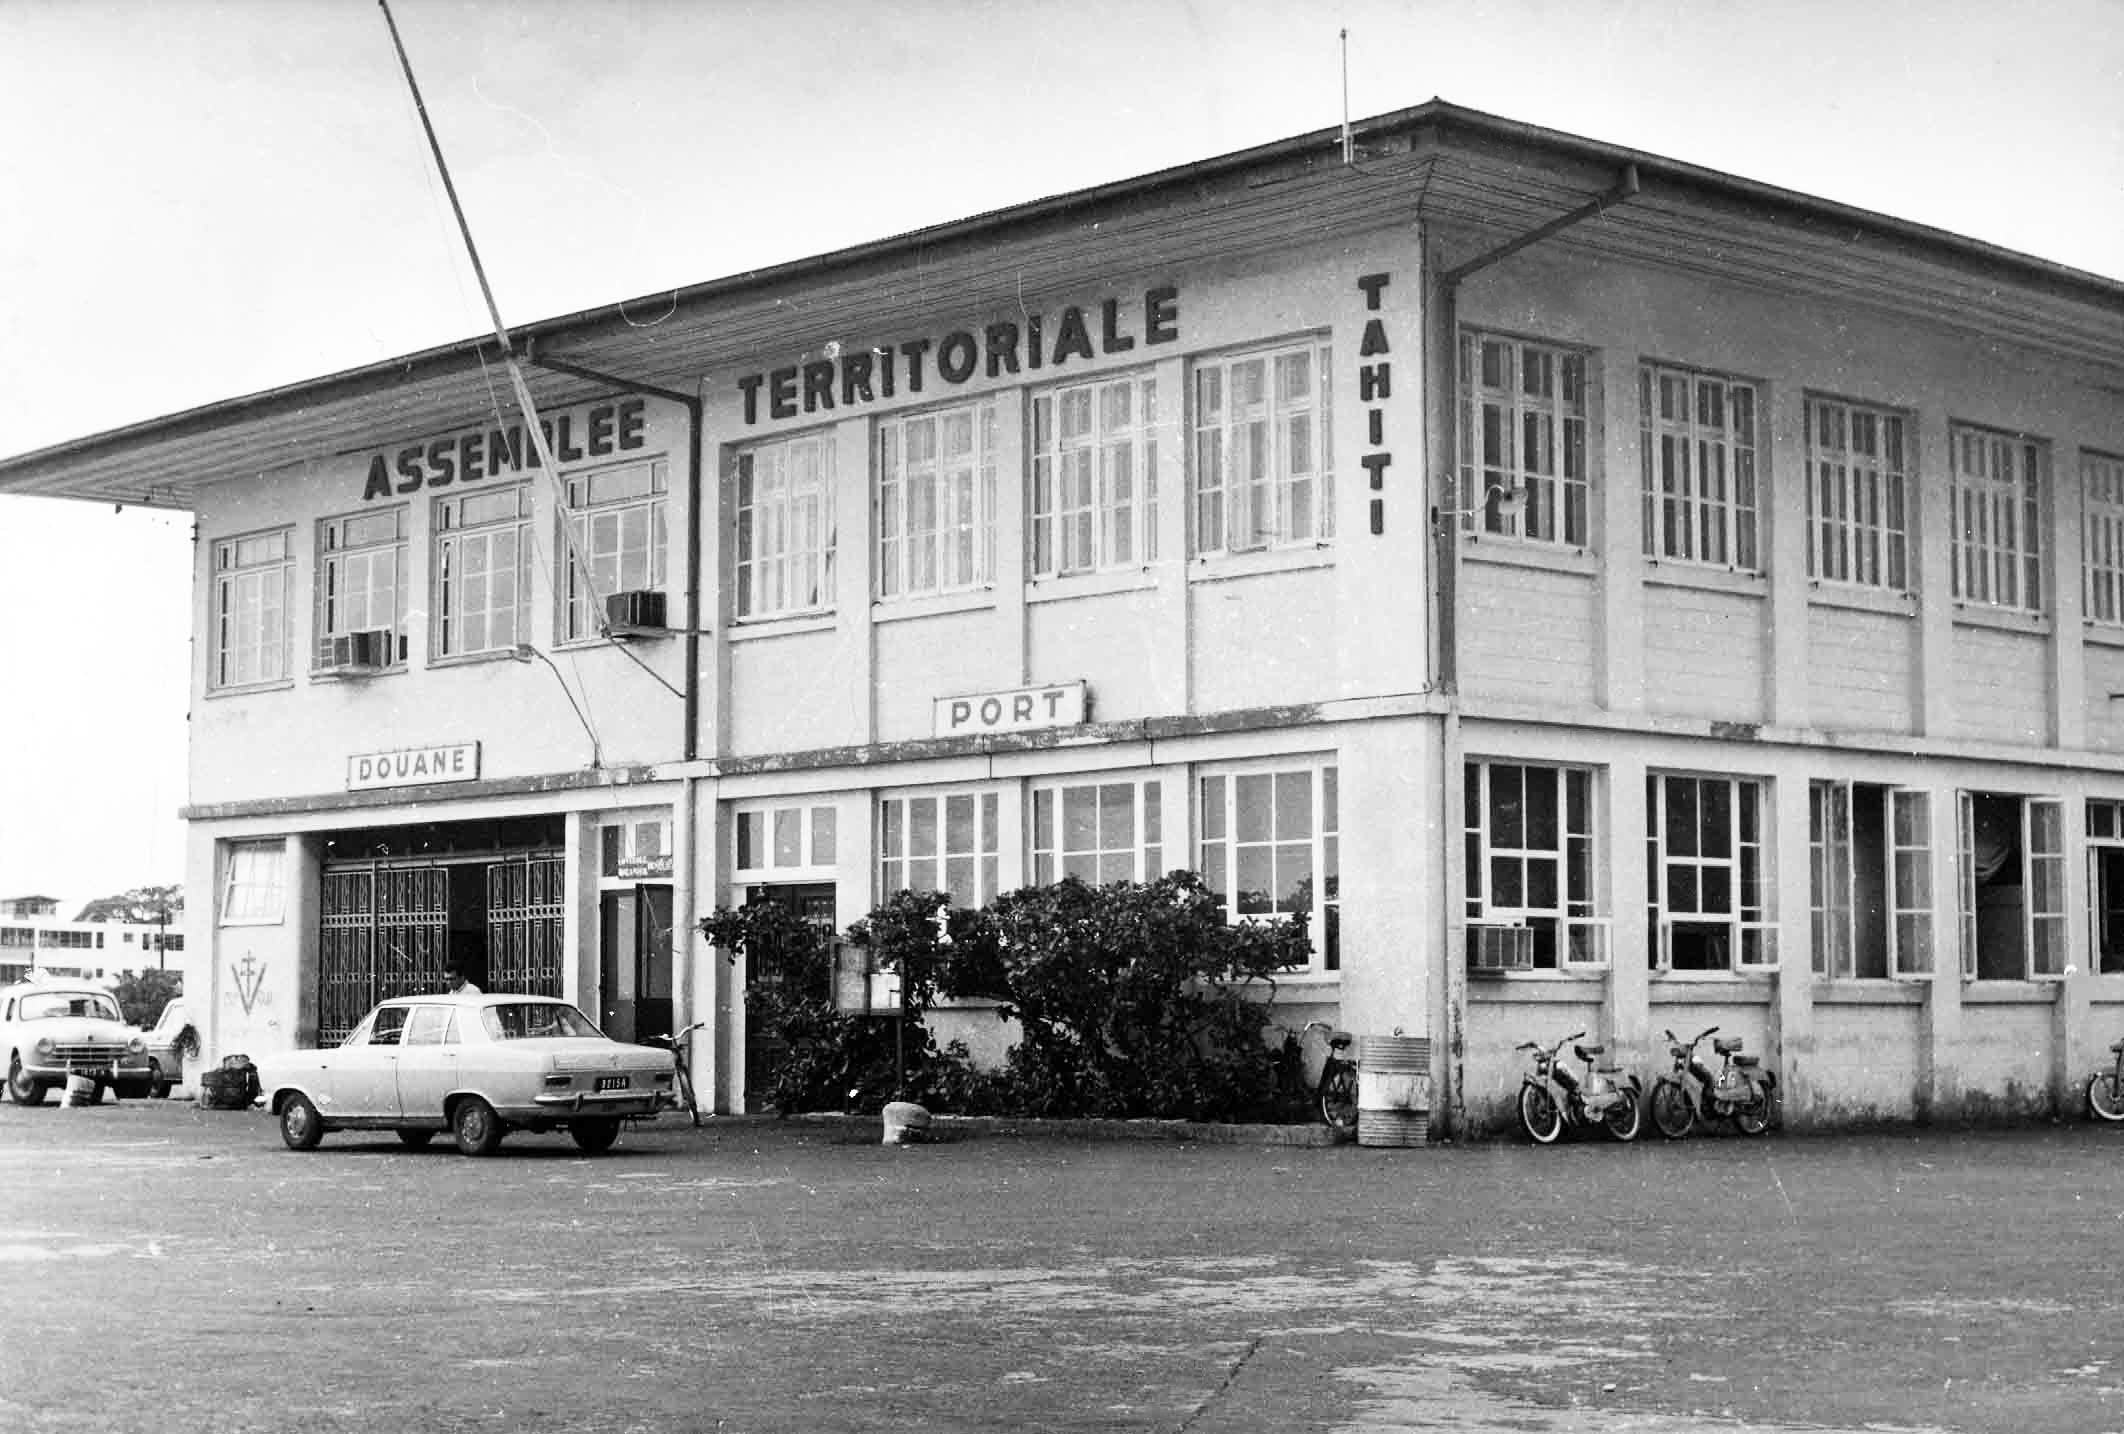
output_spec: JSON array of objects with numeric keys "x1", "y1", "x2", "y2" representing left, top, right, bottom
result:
[
  {"x1": 0, "y1": 894, "x2": 185, "y2": 986},
  {"x1": 4, "y1": 103, "x2": 2120, "y2": 1132}
]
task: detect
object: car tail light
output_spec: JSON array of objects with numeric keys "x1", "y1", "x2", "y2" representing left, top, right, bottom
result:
[{"x1": 542, "y1": 1075, "x2": 571, "y2": 1090}]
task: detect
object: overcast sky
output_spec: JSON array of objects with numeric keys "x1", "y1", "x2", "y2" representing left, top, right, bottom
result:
[{"x1": 1, "y1": 0, "x2": 2119, "y2": 911}]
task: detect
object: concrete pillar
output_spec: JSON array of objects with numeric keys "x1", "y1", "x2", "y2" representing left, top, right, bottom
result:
[
  {"x1": 1912, "y1": 411, "x2": 1956, "y2": 737},
  {"x1": 1920, "y1": 780, "x2": 1964, "y2": 1120},
  {"x1": 2052, "y1": 442, "x2": 2087, "y2": 749},
  {"x1": 1594, "y1": 347, "x2": 1645, "y2": 713},
  {"x1": 1765, "y1": 384, "x2": 1810, "y2": 730},
  {"x1": 1770, "y1": 771, "x2": 1815, "y2": 1124},
  {"x1": 1606, "y1": 750, "x2": 1652, "y2": 1067}
]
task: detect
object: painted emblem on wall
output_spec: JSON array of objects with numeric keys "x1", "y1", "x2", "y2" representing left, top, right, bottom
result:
[{"x1": 232, "y1": 955, "x2": 266, "y2": 1016}]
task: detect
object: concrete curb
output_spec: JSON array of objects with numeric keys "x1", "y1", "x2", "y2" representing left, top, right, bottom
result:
[{"x1": 754, "y1": 1110, "x2": 1355, "y2": 1147}]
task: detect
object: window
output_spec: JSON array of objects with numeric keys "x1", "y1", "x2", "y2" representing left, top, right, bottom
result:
[
  {"x1": 221, "y1": 841, "x2": 286, "y2": 926},
  {"x1": 1031, "y1": 372, "x2": 1159, "y2": 577},
  {"x1": 316, "y1": 508, "x2": 409, "y2": 667},
  {"x1": 211, "y1": 528, "x2": 293, "y2": 688},
  {"x1": 1641, "y1": 364, "x2": 1760, "y2": 570},
  {"x1": 402, "y1": 1005, "x2": 458, "y2": 1046},
  {"x1": 1958, "y1": 791, "x2": 2065, "y2": 979},
  {"x1": 434, "y1": 487, "x2": 531, "y2": 658},
  {"x1": 1458, "y1": 332, "x2": 1589, "y2": 545},
  {"x1": 734, "y1": 804, "x2": 838, "y2": 876},
  {"x1": 1809, "y1": 781, "x2": 1932, "y2": 979},
  {"x1": 1192, "y1": 340, "x2": 1333, "y2": 555},
  {"x1": 1806, "y1": 397, "x2": 1910, "y2": 590},
  {"x1": 1646, "y1": 773, "x2": 1773, "y2": 970},
  {"x1": 564, "y1": 458, "x2": 669, "y2": 641},
  {"x1": 1197, "y1": 762, "x2": 1339, "y2": 971},
  {"x1": 1463, "y1": 761, "x2": 1604, "y2": 970},
  {"x1": 876, "y1": 400, "x2": 997, "y2": 599},
  {"x1": 2083, "y1": 452, "x2": 2124, "y2": 624},
  {"x1": 879, "y1": 790, "x2": 1000, "y2": 905},
  {"x1": 735, "y1": 430, "x2": 835, "y2": 619},
  {"x1": 1031, "y1": 778, "x2": 1163, "y2": 885},
  {"x1": 2087, "y1": 799, "x2": 2124, "y2": 974},
  {"x1": 1950, "y1": 425, "x2": 2045, "y2": 611}
]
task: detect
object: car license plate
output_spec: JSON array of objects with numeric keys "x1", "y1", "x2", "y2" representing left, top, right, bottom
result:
[{"x1": 595, "y1": 1075, "x2": 630, "y2": 1092}]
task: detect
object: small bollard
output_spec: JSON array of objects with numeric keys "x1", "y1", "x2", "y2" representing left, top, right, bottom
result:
[
  {"x1": 63, "y1": 1074, "x2": 101, "y2": 1107},
  {"x1": 881, "y1": 1100, "x2": 931, "y2": 1146}
]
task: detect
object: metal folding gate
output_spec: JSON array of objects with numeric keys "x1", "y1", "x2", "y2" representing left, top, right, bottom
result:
[{"x1": 487, "y1": 855, "x2": 566, "y2": 994}]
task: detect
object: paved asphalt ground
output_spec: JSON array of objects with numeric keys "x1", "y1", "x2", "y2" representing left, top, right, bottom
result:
[{"x1": 1, "y1": 1099, "x2": 2119, "y2": 1434}]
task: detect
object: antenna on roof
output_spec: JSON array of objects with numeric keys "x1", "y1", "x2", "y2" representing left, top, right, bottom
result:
[{"x1": 1339, "y1": 28, "x2": 1353, "y2": 164}]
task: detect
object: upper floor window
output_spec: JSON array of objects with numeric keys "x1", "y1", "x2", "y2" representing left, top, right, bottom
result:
[
  {"x1": 1647, "y1": 772, "x2": 1774, "y2": 971},
  {"x1": 1809, "y1": 781, "x2": 1932, "y2": 980},
  {"x1": 564, "y1": 458, "x2": 668, "y2": 642},
  {"x1": 1031, "y1": 777, "x2": 1163, "y2": 885},
  {"x1": 1031, "y1": 372, "x2": 1159, "y2": 577},
  {"x1": 434, "y1": 487, "x2": 530, "y2": 659},
  {"x1": 1458, "y1": 332, "x2": 1589, "y2": 545},
  {"x1": 879, "y1": 789, "x2": 1000, "y2": 907},
  {"x1": 1464, "y1": 761, "x2": 1605, "y2": 971},
  {"x1": 2083, "y1": 451, "x2": 2124, "y2": 624},
  {"x1": 1197, "y1": 761, "x2": 1339, "y2": 972},
  {"x1": 735, "y1": 430, "x2": 836, "y2": 620},
  {"x1": 1641, "y1": 364, "x2": 1760, "y2": 571},
  {"x1": 876, "y1": 401, "x2": 997, "y2": 600},
  {"x1": 316, "y1": 508, "x2": 409, "y2": 669},
  {"x1": 1805, "y1": 396, "x2": 1909, "y2": 590},
  {"x1": 1950, "y1": 424, "x2": 2045, "y2": 611},
  {"x1": 211, "y1": 528, "x2": 292, "y2": 689},
  {"x1": 1958, "y1": 790, "x2": 2065, "y2": 980},
  {"x1": 1192, "y1": 340, "x2": 1333, "y2": 556}
]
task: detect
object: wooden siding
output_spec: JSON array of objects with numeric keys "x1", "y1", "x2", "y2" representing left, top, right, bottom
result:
[
  {"x1": 1643, "y1": 583, "x2": 1766, "y2": 722},
  {"x1": 1459, "y1": 560, "x2": 1596, "y2": 708},
  {"x1": 727, "y1": 627, "x2": 862, "y2": 755},
  {"x1": 1188, "y1": 567, "x2": 1337, "y2": 714},
  {"x1": 1027, "y1": 588, "x2": 1176, "y2": 723},
  {"x1": 1947, "y1": 624, "x2": 2049, "y2": 744},
  {"x1": 1807, "y1": 604, "x2": 1917, "y2": 734}
]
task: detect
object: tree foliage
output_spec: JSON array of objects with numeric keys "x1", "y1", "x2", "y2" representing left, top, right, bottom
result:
[
  {"x1": 112, "y1": 969, "x2": 185, "y2": 1029},
  {"x1": 74, "y1": 883, "x2": 183, "y2": 925}
]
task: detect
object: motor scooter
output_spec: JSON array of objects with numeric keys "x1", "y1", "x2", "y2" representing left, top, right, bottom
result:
[
  {"x1": 1649, "y1": 1026, "x2": 1778, "y2": 1138},
  {"x1": 1516, "y1": 1030, "x2": 1641, "y2": 1144},
  {"x1": 2087, "y1": 1037, "x2": 2124, "y2": 1122}
]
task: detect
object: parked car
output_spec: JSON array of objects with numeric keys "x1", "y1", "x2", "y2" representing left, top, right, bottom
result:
[
  {"x1": 258, "y1": 993, "x2": 676, "y2": 1156},
  {"x1": 2, "y1": 979, "x2": 154, "y2": 1104},
  {"x1": 140, "y1": 998, "x2": 199, "y2": 1099}
]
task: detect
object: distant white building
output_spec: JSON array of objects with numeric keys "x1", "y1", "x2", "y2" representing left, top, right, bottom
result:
[{"x1": 0, "y1": 894, "x2": 184, "y2": 985}]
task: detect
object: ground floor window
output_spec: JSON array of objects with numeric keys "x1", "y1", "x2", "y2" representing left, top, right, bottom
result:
[
  {"x1": 1959, "y1": 791, "x2": 2065, "y2": 980},
  {"x1": 1030, "y1": 777, "x2": 1162, "y2": 885},
  {"x1": 1197, "y1": 761, "x2": 1339, "y2": 972},
  {"x1": 2088, "y1": 800, "x2": 2124, "y2": 975},
  {"x1": 1647, "y1": 772, "x2": 1774, "y2": 971},
  {"x1": 1809, "y1": 781, "x2": 1933, "y2": 979},
  {"x1": 878, "y1": 790, "x2": 1001, "y2": 907},
  {"x1": 1463, "y1": 760, "x2": 1603, "y2": 970}
]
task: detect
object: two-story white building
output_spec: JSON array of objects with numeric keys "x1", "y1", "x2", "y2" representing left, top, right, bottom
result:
[{"x1": 4, "y1": 101, "x2": 2120, "y2": 1132}]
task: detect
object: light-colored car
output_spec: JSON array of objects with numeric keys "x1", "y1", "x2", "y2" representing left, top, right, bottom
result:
[
  {"x1": 260, "y1": 993, "x2": 675, "y2": 1156},
  {"x1": 2, "y1": 979, "x2": 153, "y2": 1104},
  {"x1": 140, "y1": 998, "x2": 199, "y2": 1099}
]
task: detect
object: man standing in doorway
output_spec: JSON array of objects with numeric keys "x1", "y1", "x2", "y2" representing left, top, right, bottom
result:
[{"x1": 444, "y1": 963, "x2": 481, "y2": 996}]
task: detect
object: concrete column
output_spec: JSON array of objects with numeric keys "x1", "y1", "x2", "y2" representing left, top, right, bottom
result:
[
  {"x1": 1605, "y1": 749, "x2": 1651, "y2": 1066},
  {"x1": 1150, "y1": 355, "x2": 1190, "y2": 713},
  {"x1": 992, "y1": 389, "x2": 1029, "y2": 685},
  {"x1": 2053, "y1": 443, "x2": 2087, "y2": 749},
  {"x1": 1920, "y1": 780, "x2": 1964, "y2": 1120},
  {"x1": 1771, "y1": 770, "x2": 1814, "y2": 1124},
  {"x1": 1595, "y1": 349, "x2": 1645, "y2": 713},
  {"x1": 1765, "y1": 384, "x2": 1810, "y2": 729},
  {"x1": 1912, "y1": 411, "x2": 1956, "y2": 737},
  {"x1": 836, "y1": 416, "x2": 878, "y2": 743}
]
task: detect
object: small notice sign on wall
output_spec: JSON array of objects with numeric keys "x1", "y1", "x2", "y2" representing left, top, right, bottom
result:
[
  {"x1": 347, "y1": 742, "x2": 482, "y2": 791},
  {"x1": 933, "y1": 682, "x2": 1088, "y2": 738}
]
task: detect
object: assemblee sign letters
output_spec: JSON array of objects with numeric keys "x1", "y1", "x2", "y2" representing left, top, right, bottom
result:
[{"x1": 360, "y1": 398, "x2": 649, "y2": 501}]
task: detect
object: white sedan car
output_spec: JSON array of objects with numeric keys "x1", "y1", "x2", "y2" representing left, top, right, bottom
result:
[{"x1": 260, "y1": 994, "x2": 676, "y2": 1156}]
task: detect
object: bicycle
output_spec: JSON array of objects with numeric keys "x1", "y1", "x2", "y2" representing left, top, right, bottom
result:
[
  {"x1": 1299, "y1": 1020, "x2": 1360, "y2": 1136},
  {"x1": 2088, "y1": 1036, "x2": 2124, "y2": 1122},
  {"x1": 643, "y1": 1021, "x2": 705, "y2": 1127}
]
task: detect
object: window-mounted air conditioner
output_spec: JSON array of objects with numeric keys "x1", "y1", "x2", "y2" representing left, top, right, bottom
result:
[
  {"x1": 1466, "y1": 922, "x2": 1535, "y2": 974},
  {"x1": 324, "y1": 629, "x2": 393, "y2": 675},
  {"x1": 604, "y1": 589, "x2": 668, "y2": 637}
]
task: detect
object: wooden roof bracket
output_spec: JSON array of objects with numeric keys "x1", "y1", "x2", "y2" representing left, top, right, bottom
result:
[{"x1": 1439, "y1": 163, "x2": 1642, "y2": 287}]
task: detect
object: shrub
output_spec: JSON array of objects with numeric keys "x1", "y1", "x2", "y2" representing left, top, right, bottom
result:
[{"x1": 113, "y1": 969, "x2": 184, "y2": 1029}]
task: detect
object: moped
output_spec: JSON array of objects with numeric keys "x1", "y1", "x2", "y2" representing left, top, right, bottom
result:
[
  {"x1": 2087, "y1": 1037, "x2": 2124, "y2": 1123},
  {"x1": 1649, "y1": 1026, "x2": 1778, "y2": 1139},
  {"x1": 1516, "y1": 1030, "x2": 1641, "y2": 1144}
]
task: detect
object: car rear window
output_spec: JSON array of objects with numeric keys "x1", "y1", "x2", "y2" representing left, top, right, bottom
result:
[{"x1": 480, "y1": 1003, "x2": 601, "y2": 1040}]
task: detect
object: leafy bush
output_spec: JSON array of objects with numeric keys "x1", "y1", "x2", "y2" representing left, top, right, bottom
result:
[{"x1": 113, "y1": 969, "x2": 184, "y2": 1029}]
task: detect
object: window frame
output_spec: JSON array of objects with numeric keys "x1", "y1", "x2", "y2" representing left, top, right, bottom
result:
[
  {"x1": 1463, "y1": 760, "x2": 1606, "y2": 971},
  {"x1": 433, "y1": 485, "x2": 532, "y2": 660},
  {"x1": 734, "y1": 428, "x2": 837, "y2": 621},
  {"x1": 1191, "y1": 337, "x2": 1334, "y2": 558},
  {"x1": 220, "y1": 840, "x2": 287, "y2": 927},
  {"x1": 1949, "y1": 423, "x2": 2047, "y2": 612},
  {"x1": 1804, "y1": 394, "x2": 1911, "y2": 591},
  {"x1": 1808, "y1": 780, "x2": 1933, "y2": 981},
  {"x1": 1030, "y1": 369, "x2": 1160, "y2": 578},
  {"x1": 877, "y1": 788, "x2": 1002, "y2": 908},
  {"x1": 562, "y1": 457, "x2": 670, "y2": 643},
  {"x1": 1029, "y1": 775, "x2": 1165, "y2": 886},
  {"x1": 2082, "y1": 451, "x2": 2124, "y2": 625},
  {"x1": 875, "y1": 399, "x2": 998, "y2": 602},
  {"x1": 210, "y1": 527, "x2": 294, "y2": 691},
  {"x1": 1457, "y1": 330, "x2": 1592, "y2": 547},
  {"x1": 315, "y1": 507, "x2": 410, "y2": 670},
  {"x1": 1640, "y1": 362, "x2": 1763, "y2": 572},
  {"x1": 1646, "y1": 772, "x2": 1775, "y2": 972},
  {"x1": 1195, "y1": 758, "x2": 1339, "y2": 975},
  {"x1": 733, "y1": 802, "x2": 840, "y2": 881},
  {"x1": 1957, "y1": 790, "x2": 2067, "y2": 980}
]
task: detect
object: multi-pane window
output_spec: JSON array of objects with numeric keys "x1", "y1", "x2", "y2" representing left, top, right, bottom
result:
[
  {"x1": 1950, "y1": 424, "x2": 2045, "y2": 611},
  {"x1": 1463, "y1": 762, "x2": 1603, "y2": 970},
  {"x1": 1197, "y1": 762, "x2": 1339, "y2": 971},
  {"x1": 1806, "y1": 397, "x2": 1910, "y2": 590},
  {"x1": 1030, "y1": 778, "x2": 1163, "y2": 885},
  {"x1": 2086, "y1": 799, "x2": 2124, "y2": 974},
  {"x1": 564, "y1": 458, "x2": 669, "y2": 641},
  {"x1": 316, "y1": 509, "x2": 409, "y2": 667},
  {"x1": 1640, "y1": 364, "x2": 1760, "y2": 570},
  {"x1": 735, "y1": 431, "x2": 835, "y2": 619},
  {"x1": 1809, "y1": 781, "x2": 1932, "y2": 980},
  {"x1": 211, "y1": 528, "x2": 292, "y2": 689},
  {"x1": 221, "y1": 841, "x2": 286, "y2": 925},
  {"x1": 434, "y1": 487, "x2": 530, "y2": 658},
  {"x1": 2083, "y1": 452, "x2": 2124, "y2": 624},
  {"x1": 1192, "y1": 340, "x2": 1333, "y2": 555},
  {"x1": 878, "y1": 790, "x2": 1000, "y2": 906},
  {"x1": 1458, "y1": 332, "x2": 1590, "y2": 545},
  {"x1": 1646, "y1": 773, "x2": 1774, "y2": 971},
  {"x1": 877, "y1": 401, "x2": 997, "y2": 600},
  {"x1": 1031, "y1": 372, "x2": 1159, "y2": 577},
  {"x1": 734, "y1": 804, "x2": 838, "y2": 876},
  {"x1": 1958, "y1": 791, "x2": 2065, "y2": 979}
]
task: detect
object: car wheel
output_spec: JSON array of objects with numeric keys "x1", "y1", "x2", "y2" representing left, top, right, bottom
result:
[
  {"x1": 6, "y1": 1054, "x2": 46, "y2": 1107},
  {"x1": 279, "y1": 1094, "x2": 324, "y2": 1150},
  {"x1": 148, "y1": 1060, "x2": 172, "y2": 1100},
  {"x1": 452, "y1": 1097, "x2": 505, "y2": 1157},
  {"x1": 396, "y1": 1129, "x2": 436, "y2": 1149},
  {"x1": 570, "y1": 1118, "x2": 622, "y2": 1154}
]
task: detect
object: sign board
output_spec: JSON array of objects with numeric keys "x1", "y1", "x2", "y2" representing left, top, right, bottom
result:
[
  {"x1": 933, "y1": 681, "x2": 1087, "y2": 738},
  {"x1": 347, "y1": 742, "x2": 482, "y2": 792},
  {"x1": 617, "y1": 854, "x2": 674, "y2": 879}
]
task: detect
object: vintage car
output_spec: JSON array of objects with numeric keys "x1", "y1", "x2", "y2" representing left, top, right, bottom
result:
[
  {"x1": 1, "y1": 979, "x2": 154, "y2": 1104},
  {"x1": 140, "y1": 998, "x2": 199, "y2": 1098},
  {"x1": 259, "y1": 993, "x2": 675, "y2": 1156}
]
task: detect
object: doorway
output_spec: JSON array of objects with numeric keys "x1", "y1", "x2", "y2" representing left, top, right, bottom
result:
[
  {"x1": 742, "y1": 882, "x2": 836, "y2": 1107},
  {"x1": 599, "y1": 884, "x2": 674, "y2": 1044}
]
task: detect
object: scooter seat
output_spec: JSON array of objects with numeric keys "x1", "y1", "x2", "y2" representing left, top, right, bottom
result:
[
  {"x1": 2112, "y1": 1040, "x2": 2124, "y2": 1056},
  {"x1": 1733, "y1": 1053, "x2": 1761, "y2": 1068},
  {"x1": 1713, "y1": 1036, "x2": 1745, "y2": 1055},
  {"x1": 1328, "y1": 1030, "x2": 1356, "y2": 1049},
  {"x1": 1573, "y1": 1044, "x2": 1604, "y2": 1062}
]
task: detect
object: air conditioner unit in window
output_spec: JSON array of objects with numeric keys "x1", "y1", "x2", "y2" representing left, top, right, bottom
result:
[
  {"x1": 1467, "y1": 922, "x2": 1535, "y2": 974},
  {"x1": 324, "y1": 629, "x2": 393, "y2": 675},
  {"x1": 604, "y1": 589, "x2": 668, "y2": 636}
]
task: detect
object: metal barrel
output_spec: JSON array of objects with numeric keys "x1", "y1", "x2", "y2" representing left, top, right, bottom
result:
[{"x1": 1356, "y1": 1035, "x2": 1432, "y2": 1147}]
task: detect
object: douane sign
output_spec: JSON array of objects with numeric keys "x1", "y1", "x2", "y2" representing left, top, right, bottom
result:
[{"x1": 347, "y1": 742, "x2": 482, "y2": 792}]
